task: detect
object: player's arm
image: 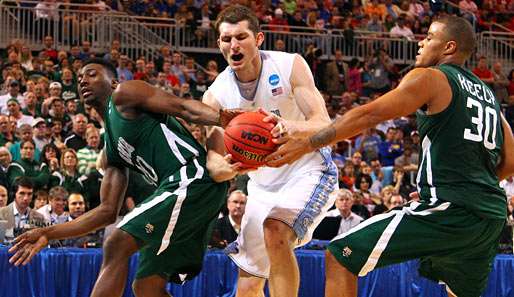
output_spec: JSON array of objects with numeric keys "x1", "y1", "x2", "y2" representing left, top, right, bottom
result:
[
  {"x1": 496, "y1": 114, "x2": 514, "y2": 180},
  {"x1": 203, "y1": 90, "x2": 247, "y2": 182},
  {"x1": 266, "y1": 67, "x2": 446, "y2": 166},
  {"x1": 309, "y1": 67, "x2": 443, "y2": 148},
  {"x1": 112, "y1": 80, "x2": 235, "y2": 127},
  {"x1": 268, "y1": 55, "x2": 330, "y2": 139},
  {"x1": 9, "y1": 152, "x2": 129, "y2": 266}
]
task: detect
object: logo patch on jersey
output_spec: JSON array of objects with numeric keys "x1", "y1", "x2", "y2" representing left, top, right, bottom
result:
[
  {"x1": 145, "y1": 223, "x2": 154, "y2": 234},
  {"x1": 342, "y1": 246, "x2": 352, "y2": 257},
  {"x1": 271, "y1": 87, "x2": 283, "y2": 96},
  {"x1": 269, "y1": 74, "x2": 280, "y2": 86}
]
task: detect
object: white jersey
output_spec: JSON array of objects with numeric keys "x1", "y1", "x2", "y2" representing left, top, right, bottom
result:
[{"x1": 208, "y1": 50, "x2": 331, "y2": 186}]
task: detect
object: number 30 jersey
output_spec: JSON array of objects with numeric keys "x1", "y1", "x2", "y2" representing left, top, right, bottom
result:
[
  {"x1": 104, "y1": 97, "x2": 211, "y2": 187},
  {"x1": 416, "y1": 64, "x2": 506, "y2": 219}
]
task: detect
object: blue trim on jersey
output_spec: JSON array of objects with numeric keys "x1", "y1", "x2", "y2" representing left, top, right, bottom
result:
[{"x1": 292, "y1": 147, "x2": 338, "y2": 240}]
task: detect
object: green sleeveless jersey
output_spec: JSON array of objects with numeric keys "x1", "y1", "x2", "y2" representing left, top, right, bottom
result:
[
  {"x1": 104, "y1": 97, "x2": 209, "y2": 187},
  {"x1": 416, "y1": 64, "x2": 506, "y2": 219}
]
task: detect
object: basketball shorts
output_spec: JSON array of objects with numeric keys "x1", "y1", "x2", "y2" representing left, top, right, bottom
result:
[
  {"x1": 117, "y1": 167, "x2": 228, "y2": 282},
  {"x1": 227, "y1": 165, "x2": 338, "y2": 278},
  {"x1": 328, "y1": 200, "x2": 505, "y2": 297}
]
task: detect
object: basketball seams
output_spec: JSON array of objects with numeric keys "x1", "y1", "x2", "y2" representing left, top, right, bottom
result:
[{"x1": 226, "y1": 122, "x2": 275, "y2": 131}]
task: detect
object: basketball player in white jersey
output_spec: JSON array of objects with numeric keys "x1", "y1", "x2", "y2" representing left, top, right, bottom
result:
[{"x1": 202, "y1": 5, "x2": 338, "y2": 297}]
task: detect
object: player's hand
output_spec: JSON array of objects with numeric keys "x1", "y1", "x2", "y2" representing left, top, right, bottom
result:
[
  {"x1": 8, "y1": 228, "x2": 49, "y2": 266},
  {"x1": 259, "y1": 108, "x2": 298, "y2": 144},
  {"x1": 219, "y1": 108, "x2": 245, "y2": 128},
  {"x1": 264, "y1": 137, "x2": 313, "y2": 167},
  {"x1": 207, "y1": 153, "x2": 256, "y2": 182}
]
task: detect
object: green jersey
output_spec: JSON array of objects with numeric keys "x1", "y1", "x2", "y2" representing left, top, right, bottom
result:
[
  {"x1": 104, "y1": 97, "x2": 210, "y2": 187},
  {"x1": 416, "y1": 64, "x2": 506, "y2": 219}
]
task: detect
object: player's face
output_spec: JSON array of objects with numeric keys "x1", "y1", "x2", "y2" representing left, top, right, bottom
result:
[
  {"x1": 217, "y1": 21, "x2": 263, "y2": 71},
  {"x1": 415, "y1": 22, "x2": 448, "y2": 67},
  {"x1": 78, "y1": 64, "x2": 113, "y2": 105}
]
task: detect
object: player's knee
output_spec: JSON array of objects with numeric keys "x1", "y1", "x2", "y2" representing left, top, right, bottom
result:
[
  {"x1": 103, "y1": 230, "x2": 138, "y2": 261},
  {"x1": 263, "y1": 219, "x2": 295, "y2": 251},
  {"x1": 132, "y1": 278, "x2": 167, "y2": 297},
  {"x1": 237, "y1": 279, "x2": 264, "y2": 297}
]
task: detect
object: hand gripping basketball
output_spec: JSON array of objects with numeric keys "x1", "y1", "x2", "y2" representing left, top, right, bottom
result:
[{"x1": 223, "y1": 111, "x2": 278, "y2": 168}]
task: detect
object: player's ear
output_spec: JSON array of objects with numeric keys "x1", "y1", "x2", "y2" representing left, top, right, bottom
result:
[
  {"x1": 256, "y1": 32, "x2": 264, "y2": 48},
  {"x1": 444, "y1": 40, "x2": 457, "y2": 55}
]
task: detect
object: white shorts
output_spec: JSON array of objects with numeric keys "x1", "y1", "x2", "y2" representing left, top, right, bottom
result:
[{"x1": 226, "y1": 164, "x2": 338, "y2": 278}]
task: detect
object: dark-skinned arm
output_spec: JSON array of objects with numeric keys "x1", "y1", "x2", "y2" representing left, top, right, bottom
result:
[
  {"x1": 112, "y1": 80, "x2": 237, "y2": 127},
  {"x1": 496, "y1": 114, "x2": 514, "y2": 180},
  {"x1": 8, "y1": 159, "x2": 128, "y2": 266}
]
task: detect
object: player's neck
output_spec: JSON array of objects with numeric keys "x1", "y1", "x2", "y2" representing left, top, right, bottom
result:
[{"x1": 234, "y1": 54, "x2": 262, "y2": 82}]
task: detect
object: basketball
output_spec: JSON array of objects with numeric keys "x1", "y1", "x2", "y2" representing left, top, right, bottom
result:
[{"x1": 224, "y1": 111, "x2": 277, "y2": 168}]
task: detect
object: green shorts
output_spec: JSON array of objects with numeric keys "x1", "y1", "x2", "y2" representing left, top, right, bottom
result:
[
  {"x1": 117, "y1": 177, "x2": 228, "y2": 282},
  {"x1": 328, "y1": 200, "x2": 505, "y2": 297}
]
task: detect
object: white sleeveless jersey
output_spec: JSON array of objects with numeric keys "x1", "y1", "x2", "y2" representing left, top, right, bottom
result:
[{"x1": 208, "y1": 50, "x2": 331, "y2": 186}]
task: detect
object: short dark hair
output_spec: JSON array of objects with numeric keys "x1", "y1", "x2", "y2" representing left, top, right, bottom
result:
[
  {"x1": 13, "y1": 176, "x2": 34, "y2": 193},
  {"x1": 434, "y1": 15, "x2": 476, "y2": 58},
  {"x1": 83, "y1": 58, "x2": 118, "y2": 79},
  {"x1": 215, "y1": 5, "x2": 260, "y2": 36}
]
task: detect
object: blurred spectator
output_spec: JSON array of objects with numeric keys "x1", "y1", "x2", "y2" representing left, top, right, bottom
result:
[
  {"x1": 0, "y1": 115, "x2": 15, "y2": 147},
  {"x1": 0, "y1": 185, "x2": 8, "y2": 207},
  {"x1": 40, "y1": 143, "x2": 61, "y2": 175},
  {"x1": 10, "y1": 124, "x2": 41, "y2": 162},
  {"x1": 500, "y1": 176, "x2": 514, "y2": 201},
  {"x1": 133, "y1": 59, "x2": 146, "y2": 81},
  {"x1": 366, "y1": 48, "x2": 394, "y2": 94},
  {"x1": 274, "y1": 39, "x2": 286, "y2": 51},
  {"x1": 0, "y1": 147, "x2": 10, "y2": 187},
  {"x1": 408, "y1": 0, "x2": 425, "y2": 20},
  {"x1": 102, "y1": 40, "x2": 121, "y2": 62},
  {"x1": 32, "y1": 118, "x2": 50, "y2": 151},
  {"x1": 190, "y1": 70, "x2": 208, "y2": 99},
  {"x1": 20, "y1": 45, "x2": 34, "y2": 71},
  {"x1": 390, "y1": 16, "x2": 414, "y2": 40},
  {"x1": 0, "y1": 177, "x2": 45, "y2": 235},
  {"x1": 155, "y1": 72, "x2": 174, "y2": 93},
  {"x1": 183, "y1": 57, "x2": 197, "y2": 82},
  {"x1": 22, "y1": 92, "x2": 40, "y2": 118},
  {"x1": 472, "y1": 56, "x2": 494, "y2": 86},
  {"x1": 210, "y1": 190, "x2": 247, "y2": 248},
  {"x1": 7, "y1": 98, "x2": 34, "y2": 128},
  {"x1": 378, "y1": 127, "x2": 403, "y2": 167},
  {"x1": 0, "y1": 79, "x2": 23, "y2": 113},
  {"x1": 339, "y1": 161, "x2": 356, "y2": 190},
  {"x1": 116, "y1": 55, "x2": 133, "y2": 82},
  {"x1": 48, "y1": 118, "x2": 66, "y2": 151},
  {"x1": 326, "y1": 189, "x2": 363, "y2": 235},
  {"x1": 60, "y1": 68, "x2": 79, "y2": 101},
  {"x1": 37, "y1": 186, "x2": 69, "y2": 225},
  {"x1": 205, "y1": 60, "x2": 219, "y2": 85},
  {"x1": 64, "y1": 113, "x2": 88, "y2": 151},
  {"x1": 154, "y1": 45, "x2": 172, "y2": 73},
  {"x1": 388, "y1": 193, "x2": 405, "y2": 209},
  {"x1": 410, "y1": 130, "x2": 421, "y2": 152},
  {"x1": 459, "y1": 0, "x2": 478, "y2": 24},
  {"x1": 269, "y1": 8, "x2": 290, "y2": 32},
  {"x1": 79, "y1": 41, "x2": 94, "y2": 61},
  {"x1": 325, "y1": 50, "x2": 348, "y2": 95},
  {"x1": 355, "y1": 173, "x2": 379, "y2": 213},
  {"x1": 171, "y1": 52, "x2": 187, "y2": 84},
  {"x1": 491, "y1": 61, "x2": 510, "y2": 104},
  {"x1": 394, "y1": 144, "x2": 419, "y2": 173},
  {"x1": 162, "y1": 61, "x2": 180, "y2": 88},
  {"x1": 39, "y1": 36, "x2": 58, "y2": 62},
  {"x1": 33, "y1": 190, "x2": 49, "y2": 210},
  {"x1": 62, "y1": 192, "x2": 104, "y2": 247},
  {"x1": 77, "y1": 126, "x2": 100, "y2": 175},
  {"x1": 364, "y1": 0, "x2": 386, "y2": 20},
  {"x1": 55, "y1": 148, "x2": 84, "y2": 194},
  {"x1": 7, "y1": 139, "x2": 50, "y2": 190},
  {"x1": 354, "y1": 128, "x2": 382, "y2": 162}
]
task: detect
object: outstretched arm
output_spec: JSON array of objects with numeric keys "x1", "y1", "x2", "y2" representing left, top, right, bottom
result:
[
  {"x1": 266, "y1": 67, "x2": 447, "y2": 166},
  {"x1": 496, "y1": 114, "x2": 514, "y2": 180},
  {"x1": 112, "y1": 80, "x2": 237, "y2": 127},
  {"x1": 9, "y1": 155, "x2": 129, "y2": 266}
]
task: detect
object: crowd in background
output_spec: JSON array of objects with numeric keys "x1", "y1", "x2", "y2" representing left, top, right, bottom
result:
[{"x1": 0, "y1": 0, "x2": 513, "y2": 251}]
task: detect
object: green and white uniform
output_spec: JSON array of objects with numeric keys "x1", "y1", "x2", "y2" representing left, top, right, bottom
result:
[
  {"x1": 328, "y1": 64, "x2": 507, "y2": 297},
  {"x1": 104, "y1": 97, "x2": 228, "y2": 282}
]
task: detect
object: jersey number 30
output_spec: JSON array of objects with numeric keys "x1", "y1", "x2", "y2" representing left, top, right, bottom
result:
[{"x1": 463, "y1": 97, "x2": 497, "y2": 150}]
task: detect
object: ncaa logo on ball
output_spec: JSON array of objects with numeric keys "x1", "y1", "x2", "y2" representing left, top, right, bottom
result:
[{"x1": 269, "y1": 74, "x2": 280, "y2": 86}]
